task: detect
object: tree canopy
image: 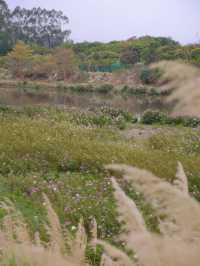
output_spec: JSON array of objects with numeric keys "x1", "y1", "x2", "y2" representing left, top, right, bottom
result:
[
  {"x1": 11, "y1": 7, "x2": 71, "y2": 48},
  {"x1": 0, "y1": 0, "x2": 71, "y2": 54}
]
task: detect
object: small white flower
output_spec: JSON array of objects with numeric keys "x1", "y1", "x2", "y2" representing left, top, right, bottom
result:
[{"x1": 71, "y1": 226, "x2": 76, "y2": 231}]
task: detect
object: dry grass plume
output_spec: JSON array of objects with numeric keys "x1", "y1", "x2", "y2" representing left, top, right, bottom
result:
[
  {"x1": 1, "y1": 163, "x2": 200, "y2": 266},
  {"x1": 0, "y1": 194, "x2": 88, "y2": 266},
  {"x1": 152, "y1": 61, "x2": 200, "y2": 117},
  {"x1": 106, "y1": 162, "x2": 200, "y2": 266}
]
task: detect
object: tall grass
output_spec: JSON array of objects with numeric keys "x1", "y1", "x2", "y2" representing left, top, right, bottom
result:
[
  {"x1": 0, "y1": 108, "x2": 200, "y2": 265},
  {"x1": 0, "y1": 194, "x2": 134, "y2": 266},
  {"x1": 106, "y1": 163, "x2": 200, "y2": 266},
  {"x1": 0, "y1": 194, "x2": 87, "y2": 266}
]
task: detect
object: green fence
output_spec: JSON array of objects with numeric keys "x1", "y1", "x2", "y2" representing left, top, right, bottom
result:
[{"x1": 79, "y1": 62, "x2": 129, "y2": 72}]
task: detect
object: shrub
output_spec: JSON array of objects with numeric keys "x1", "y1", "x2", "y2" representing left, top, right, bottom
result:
[
  {"x1": 170, "y1": 116, "x2": 200, "y2": 128},
  {"x1": 16, "y1": 81, "x2": 42, "y2": 94},
  {"x1": 141, "y1": 110, "x2": 168, "y2": 125},
  {"x1": 58, "y1": 84, "x2": 94, "y2": 93},
  {"x1": 141, "y1": 110, "x2": 200, "y2": 128},
  {"x1": 31, "y1": 54, "x2": 56, "y2": 79},
  {"x1": 6, "y1": 41, "x2": 33, "y2": 78},
  {"x1": 121, "y1": 85, "x2": 147, "y2": 95},
  {"x1": 115, "y1": 115, "x2": 127, "y2": 130},
  {"x1": 121, "y1": 86, "x2": 161, "y2": 97},
  {"x1": 96, "y1": 84, "x2": 113, "y2": 94},
  {"x1": 53, "y1": 47, "x2": 79, "y2": 80},
  {"x1": 140, "y1": 67, "x2": 162, "y2": 84}
]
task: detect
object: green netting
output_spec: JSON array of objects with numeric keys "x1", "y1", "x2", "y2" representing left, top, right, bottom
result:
[{"x1": 79, "y1": 62, "x2": 129, "y2": 72}]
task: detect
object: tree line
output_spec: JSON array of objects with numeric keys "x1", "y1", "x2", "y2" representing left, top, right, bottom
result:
[
  {"x1": 0, "y1": 0, "x2": 200, "y2": 80},
  {"x1": 0, "y1": 0, "x2": 70, "y2": 54}
]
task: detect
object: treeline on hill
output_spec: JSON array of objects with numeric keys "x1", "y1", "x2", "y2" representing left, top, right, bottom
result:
[{"x1": 0, "y1": 0, "x2": 200, "y2": 81}]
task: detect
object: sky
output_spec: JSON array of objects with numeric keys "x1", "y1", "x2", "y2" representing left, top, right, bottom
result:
[{"x1": 7, "y1": 0, "x2": 200, "y2": 44}]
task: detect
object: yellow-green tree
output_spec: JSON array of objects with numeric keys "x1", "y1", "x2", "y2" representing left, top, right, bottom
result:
[
  {"x1": 6, "y1": 41, "x2": 33, "y2": 78},
  {"x1": 54, "y1": 47, "x2": 78, "y2": 80},
  {"x1": 32, "y1": 54, "x2": 56, "y2": 79}
]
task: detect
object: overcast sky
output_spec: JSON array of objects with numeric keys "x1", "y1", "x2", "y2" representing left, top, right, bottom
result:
[{"x1": 7, "y1": 0, "x2": 200, "y2": 44}]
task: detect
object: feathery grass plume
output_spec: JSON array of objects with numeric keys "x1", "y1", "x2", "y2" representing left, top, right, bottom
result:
[
  {"x1": 107, "y1": 163, "x2": 200, "y2": 239},
  {"x1": 106, "y1": 163, "x2": 200, "y2": 266},
  {"x1": 0, "y1": 198, "x2": 31, "y2": 243},
  {"x1": 90, "y1": 218, "x2": 98, "y2": 250},
  {"x1": 100, "y1": 253, "x2": 114, "y2": 266},
  {"x1": 96, "y1": 240, "x2": 134, "y2": 266},
  {"x1": 0, "y1": 195, "x2": 88, "y2": 266},
  {"x1": 111, "y1": 177, "x2": 146, "y2": 233},
  {"x1": 110, "y1": 177, "x2": 160, "y2": 266},
  {"x1": 174, "y1": 161, "x2": 188, "y2": 195},
  {"x1": 42, "y1": 193, "x2": 65, "y2": 253},
  {"x1": 70, "y1": 218, "x2": 88, "y2": 266},
  {"x1": 34, "y1": 231, "x2": 42, "y2": 247},
  {"x1": 151, "y1": 61, "x2": 200, "y2": 117}
]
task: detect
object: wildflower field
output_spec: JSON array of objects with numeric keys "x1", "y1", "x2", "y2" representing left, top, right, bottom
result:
[{"x1": 0, "y1": 106, "x2": 200, "y2": 265}]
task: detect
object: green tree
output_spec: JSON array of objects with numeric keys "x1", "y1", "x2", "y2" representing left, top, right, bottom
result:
[
  {"x1": 191, "y1": 47, "x2": 200, "y2": 66},
  {"x1": 120, "y1": 46, "x2": 140, "y2": 65},
  {"x1": 31, "y1": 54, "x2": 56, "y2": 79},
  {"x1": 0, "y1": 0, "x2": 12, "y2": 55},
  {"x1": 11, "y1": 7, "x2": 71, "y2": 48},
  {"x1": 0, "y1": 0, "x2": 9, "y2": 30}
]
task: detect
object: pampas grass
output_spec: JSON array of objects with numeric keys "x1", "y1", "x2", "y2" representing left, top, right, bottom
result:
[
  {"x1": 174, "y1": 161, "x2": 189, "y2": 195},
  {"x1": 152, "y1": 61, "x2": 200, "y2": 117},
  {"x1": 0, "y1": 194, "x2": 88, "y2": 266},
  {"x1": 1, "y1": 162, "x2": 200, "y2": 266},
  {"x1": 106, "y1": 162, "x2": 200, "y2": 266},
  {"x1": 96, "y1": 240, "x2": 133, "y2": 266}
]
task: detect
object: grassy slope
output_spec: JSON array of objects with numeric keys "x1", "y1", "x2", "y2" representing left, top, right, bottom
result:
[{"x1": 0, "y1": 106, "x2": 200, "y2": 264}]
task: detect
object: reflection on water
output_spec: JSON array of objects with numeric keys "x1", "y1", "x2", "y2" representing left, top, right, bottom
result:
[{"x1": 0, "y1": 89, "x2": 169, "y2": 114}]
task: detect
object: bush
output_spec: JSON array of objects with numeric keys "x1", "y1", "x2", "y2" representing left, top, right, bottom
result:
[
  {"x1": 141, "y1": 110, "x2": 168, "y2": 125},
  {"x1": 96, "y1": 84, "x2": 113, "y2": 94},
  {"x1": 57, "y1": 84, "x2": 94, "y2": 93},
  {"x1": 72, "y1": 106, "x2": 136, "y2": 129},
  {"x1": 140, "y1": 67, "x2": 162, "y2": 84},
  {"x1": 121, "y1": 85, "x2": 161, "y2": 97},
  {"x1": 16, "y1": 81, "x2": 42, "y2": 94},
  {"x1": 170, "y1": 116, "x2": 200, "y2": 128},
  {"x1": 141, "y1": 110, "x2": 200, "y2": 128},
  {"x1": 121, "y1": 85, "x2": 147, "y2": 95}
]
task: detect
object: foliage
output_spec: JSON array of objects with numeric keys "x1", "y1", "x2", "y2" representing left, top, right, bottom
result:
[
  {"x1": 53, "y1": 47, "x2": 78, "y2": 80},
  {"x1": 0, "y1": 106, "x2": 200, "y2": 264},
  {"x1": 1, "y1": 1, "x2": 200, "y2": 71},
  {"x1": 191, "y1": 47, "x2": 200, "y2": 66},
  {"x1": 0, "y1": 0, "x2": 12, "y2": 55},
  {"x1": 120, "y1": 47, "x2": 140, "y2": 65},
  {"x1": 141, "y1": 110, "x2": 167, "y2": 124},
  {"x1": 141, "y1": 110, "x2": 200, "y2": 127},
  {"x1": 5, "y1": 43, "x2": 79, "y2": 80},
  {"x1": 0, "y1": 0, "x2": 9, "y2": 28},
  {"x1": 6, "y1": 41, "x2": 33, "y2": 78},
  {"x1": 11, "y1": 6, "x2": 70, "y2": 48},
  {"x1": 95, "y1": 84, "x2": 113, "y2": 94},
  {"x1": 0, "y1": 31, "x2": 13, "y2": 55},
  {"x1": 71, "y1": 106, "x2": 135, "y2": 129},
  {"x1": 16, "y1": 81, "x2": 42, "y2": 94},
  {"x1": 31, "y1": 54, "x2": 56, "y2": 79},
  {"x1": 121, "y1": 85, "x2": 163, "y2": 96},
  {"x1": 140, "y1": 66, "x2": 162, "y2": 84}
]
